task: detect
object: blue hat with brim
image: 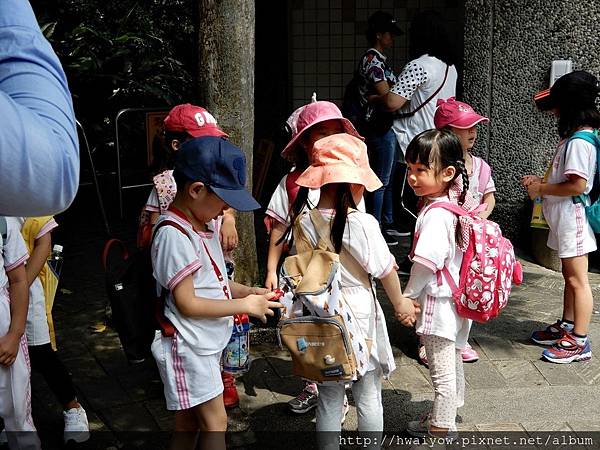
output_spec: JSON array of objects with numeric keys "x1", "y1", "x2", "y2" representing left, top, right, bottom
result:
[{"x1": 175, "y1": 136, "x2": 261, "y2": 212}]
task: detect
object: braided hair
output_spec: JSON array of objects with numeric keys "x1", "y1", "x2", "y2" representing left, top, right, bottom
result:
[{"x1": 453, "y1": 158, "x2": 469, "y2": 206}]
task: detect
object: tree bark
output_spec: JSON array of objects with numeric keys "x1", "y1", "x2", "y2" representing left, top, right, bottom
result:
[{"x1": 197, "y1": 0, "x2": 257, "y2": 285}]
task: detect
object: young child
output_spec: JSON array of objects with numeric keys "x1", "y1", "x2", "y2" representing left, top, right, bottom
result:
[
  {"x1": 0, "y1": 217, "x2": 41, "y2": 450},
  {"x1": 138, "y1": 104, "x2": 241, "y2": 407},
  {"x1": 150, "y1": 136, "x2": 282, "y2": 450},
  {"x1": 288, "y1": 133, "x2": 416, "y2": 448},
  {"x1": 401, "y1": 129, "x2": 477, "y2": 440},
  {"x1": 414, "y1": 97, "x2": 497, "y2": 365},
  {"x1": 522, "y1": 70, "x2": 600, "y2": 363},
  {"x1": 264, "y1": 101, "x2": 363, "y2": 415},
  {"x1": 18, "y1": 217, "x2": 89, "y2": 444}
]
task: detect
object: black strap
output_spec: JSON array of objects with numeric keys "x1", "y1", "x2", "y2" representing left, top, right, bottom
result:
[{"x1": 395, "y1": 63, "x2": 449, "y2": 119}]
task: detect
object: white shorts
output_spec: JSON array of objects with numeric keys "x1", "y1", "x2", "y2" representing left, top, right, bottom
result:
[
  {"x1": 151, "y1": 331, "x2": 223, "y2": 411},
  {"x1": 544, "y1": 199, "x2": 597, "y2": 258}
]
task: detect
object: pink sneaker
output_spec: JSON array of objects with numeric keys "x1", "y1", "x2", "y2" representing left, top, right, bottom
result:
[{"x1": 461, "y1": 342, "x2": 479, "y2": 362}]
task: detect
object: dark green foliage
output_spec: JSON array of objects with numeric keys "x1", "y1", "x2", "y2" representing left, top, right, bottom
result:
[{"x1": 31, "y1": 0, "x2": 196, "y2": 149}]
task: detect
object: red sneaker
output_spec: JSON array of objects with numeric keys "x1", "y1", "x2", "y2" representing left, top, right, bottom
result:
[{"x1": 222, "y1": 372, "x2": 239, "y2": 408}]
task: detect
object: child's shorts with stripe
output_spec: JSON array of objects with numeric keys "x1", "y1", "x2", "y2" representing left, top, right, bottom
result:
[
  {"x1": 544, "y1": 199, "x2": 597, "y2": 258},
  {"x1": 151, "y1": 331, "x2": 223, "y2": 411}
]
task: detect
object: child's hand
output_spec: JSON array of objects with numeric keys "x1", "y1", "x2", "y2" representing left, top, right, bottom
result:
[
  {"x1": 0, "y1": 332, "x2": 21, "y2": 367},
  {"x1": 243, "y1": 292, "x2": 283, "y2": 323},
  {"x1": 394, "y1": 297, "x2": 419, "y2": 327},
  {"x1": 521, "y1": 175, "x2": 541, "y2": 188},
  {"x1": 526, "y1": 179, "x2": 542, "y2": 200},
  {"x1": 220, "y1": 215, "x2": 238, "y2": 252},
  {"x1": 264, "y1": 271, "x2": 278, "y2": 291}
]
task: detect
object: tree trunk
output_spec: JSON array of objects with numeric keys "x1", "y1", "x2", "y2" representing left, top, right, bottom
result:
[{"x1": 197, "y1": 0, "x2": 257, "y2": 285}]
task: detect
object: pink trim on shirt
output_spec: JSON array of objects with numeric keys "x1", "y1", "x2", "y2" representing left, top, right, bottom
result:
[
  {"x1": 564, "y1": 169, "x2": 589, "y2": 180},
  {"x1": 5, "y1": 254, "x2": 28, "y2": 272},
  {"x1": 265, "y1": 208, "x2": 288, "y2": 226},
  {"x1": 168, "y1": 260, "x2": 203, "y2": 291},
  {"x1": 380, "y1": 255, "x2": 398, "y2": 278},
  {"x1": 35, "y1": 218, "x2": 58, "y2": 239},
  {"x1": 412, "y1": 255, "x2": 438, "y2": 273},
  {"x1": 482, "y1": 187, "x2": 496, "y2": 195},
  {"x1": 143, "y1": 204, "x2": 160, "y2": 213}
]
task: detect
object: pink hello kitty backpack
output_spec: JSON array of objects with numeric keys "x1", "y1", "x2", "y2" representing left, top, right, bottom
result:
[{"x1": 423, "y1": 203, "x2": 523, "y2": 323}]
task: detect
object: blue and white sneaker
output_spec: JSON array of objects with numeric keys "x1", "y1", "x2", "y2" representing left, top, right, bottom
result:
[{"x1": 542, "y1": 334, "x2": 592, "y2": 364}]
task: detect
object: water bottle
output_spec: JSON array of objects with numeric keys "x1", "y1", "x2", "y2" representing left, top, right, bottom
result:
[
  {"x1": 222, "y1": 314, "x2": 250, "y2": 374},
  {"x1": 48, "y1": 244, "x2": 63, "y2": 278}
]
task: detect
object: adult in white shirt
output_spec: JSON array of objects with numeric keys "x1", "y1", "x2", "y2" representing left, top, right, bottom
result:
[{"x1": 372, "y1": 10, "x2": 459, "y2": 270}]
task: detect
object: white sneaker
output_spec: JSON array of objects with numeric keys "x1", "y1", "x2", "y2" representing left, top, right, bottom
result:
[
  {"x1": 63, "y1": 406, "x2": 90, "y2": 443},
  {"x1": 0, "y1": 429, "x2": 7, "y2": 445}
]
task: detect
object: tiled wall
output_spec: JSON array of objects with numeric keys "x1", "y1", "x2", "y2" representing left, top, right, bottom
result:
[{"x1": 289, "y1": 0, "x2": 464, "y2": 108}]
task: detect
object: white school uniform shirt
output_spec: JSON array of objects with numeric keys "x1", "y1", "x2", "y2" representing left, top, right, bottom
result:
[
  {"x1": 0, "y1": 218, "x2": 28, "y2": 292},
  {"x1": 265, "y1": 172, "x2": 367, "y2": 228},
  {"x1": 542, "y1": 132, "x2": 597, "y2": 257},
  {"x1": 469, "y1": 156, "x2": 496, "y2": 204},
  {"x1": 13, "y1": 217, "x2": 58, "y2": 346},
  {"x1": 298, "y1": 209, "x2": 397, "y2": 377},
  {"x1": 545, "y1": 134, "x2": 596, "y2": 201},
  {"x1": 390, "y1": 54, "x2": 458, "y2": 154},
  {"x1": 405, "y1": 196, "x2": 470, "y2": 347},
  {"x1": 152, "y1": 211, "x2": 232, "y2": 355}
]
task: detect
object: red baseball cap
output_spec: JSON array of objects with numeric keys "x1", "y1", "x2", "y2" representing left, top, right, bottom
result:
[
  {"x1": 434, "y1": 97, "x2": 489, "y2": 129},
  {"x1": 163, "y1": 103, "x2": 228, "y2": 138}
]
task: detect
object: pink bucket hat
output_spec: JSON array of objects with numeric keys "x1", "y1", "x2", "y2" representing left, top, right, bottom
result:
[
  {"x1": 433, "y1": 97, "x2": 489, "y2": 129},
  {"x1": 295, "y1": 133, "x2": 382, "y2": 192},
  {"x1": 281, "y1": 101, "x2": 363, "y2": 161}
]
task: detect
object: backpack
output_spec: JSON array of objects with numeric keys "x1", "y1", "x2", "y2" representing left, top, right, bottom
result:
[
  {"x1": 418, "y1": 203, "x2": 523, "y2": 323},
  {"x1": 277, "y1": 209, "x2": 375, "y2": 382},
  {"x1": 101, "y1": 220, "x2": 187, "y2": 363},
  {"x1": 341, "y1": 52, "x2": 393, "y2": 136},
  {"x1": 568, "y1": 130, "x2": 600, "y2": 232}
]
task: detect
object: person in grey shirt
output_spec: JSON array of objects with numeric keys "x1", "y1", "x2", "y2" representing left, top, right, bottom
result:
[{"x1": 0, "y1": 0, "x2": 79, "y2": 216}]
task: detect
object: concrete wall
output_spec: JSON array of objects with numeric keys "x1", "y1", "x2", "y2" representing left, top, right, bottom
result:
[{"x1": 463, "y1": 0, "x2": 600, "y2": 252}]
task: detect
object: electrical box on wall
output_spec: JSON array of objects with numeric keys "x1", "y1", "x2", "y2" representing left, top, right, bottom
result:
[{"x1": 550, "y1": 60, "x2": 572, "y2": 87}]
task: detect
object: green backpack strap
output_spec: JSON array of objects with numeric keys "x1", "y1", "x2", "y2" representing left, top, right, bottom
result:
[{"x1": 568, "y1": 130, "x2": 600, "y2": 205}]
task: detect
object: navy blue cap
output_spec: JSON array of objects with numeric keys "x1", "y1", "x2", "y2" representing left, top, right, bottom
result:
[{"x1": 174, "y1": 136, "x2": 261, "y2": 212}]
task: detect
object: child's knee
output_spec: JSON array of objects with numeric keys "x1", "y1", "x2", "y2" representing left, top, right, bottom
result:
[{"x1": 194, "y1": 398, "x2": 227, "y2": 432}]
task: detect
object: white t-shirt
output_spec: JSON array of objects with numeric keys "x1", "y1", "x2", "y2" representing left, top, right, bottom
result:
[
  {"x1": 152, "y1": 211, "x2": 232, "y2": 356},
  {"x1": 469, "y1": 156, "x2": 496, "y2": 204},
  {"x1": 390, "y1": 54, "x2": 458, "y2": 153},
  {"x1": 265, "y1": 173, "x2": 367, "y2": 228},
  {"x1": 298, "y1": 209, "x2": 397, "y2": 376},
  {"x1": 545, "y1": 132, "x2": 597, "y2": 203},
  {"x1": 0, "y1": 217, "x2": 28, "y2": 291},
  {"x1": 404, "y1": 197, "x2": 470, "y2": 346}
]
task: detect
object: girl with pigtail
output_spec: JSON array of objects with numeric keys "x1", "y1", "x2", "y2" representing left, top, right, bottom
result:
[{"x1": 399, "y1": 128, "x2": 481, "y2": 442}]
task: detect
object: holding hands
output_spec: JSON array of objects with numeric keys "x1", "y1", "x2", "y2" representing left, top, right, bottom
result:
[{"x1": 394, "y1": 297, "x2": 420, "y2": 327}]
